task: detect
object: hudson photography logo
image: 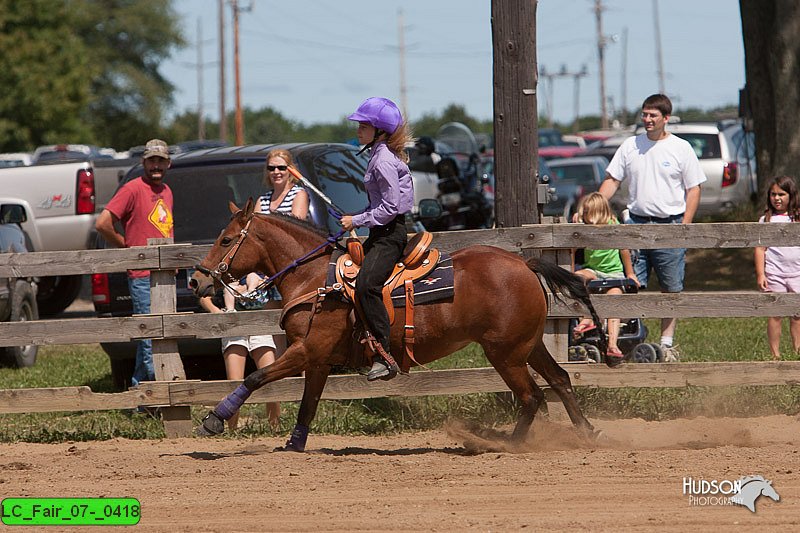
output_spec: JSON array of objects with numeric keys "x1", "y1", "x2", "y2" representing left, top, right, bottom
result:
[{"x1": 683, "y1": 475, "x2": 781, "y2": 512}]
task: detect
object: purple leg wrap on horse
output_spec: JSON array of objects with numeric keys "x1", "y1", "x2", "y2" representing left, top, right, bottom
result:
[
  {"x1": 286, "y1": 424, "x2": 309, "y2": 450},
  {"x1": 215, "y1": 384, "x2": 252, "y2": 420}
]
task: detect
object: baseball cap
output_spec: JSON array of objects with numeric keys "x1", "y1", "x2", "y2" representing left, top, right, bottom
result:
[{"x1": 142, "y1": 139, "x2": 170, "y2": 159}]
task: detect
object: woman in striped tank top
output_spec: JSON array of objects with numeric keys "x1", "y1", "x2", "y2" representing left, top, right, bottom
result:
[
  {"x1": 257, "y1": 149, "x2": 309, "y2": 217},
  {"x1": 203, "y1": 149, "x2": 310, "y2": 430}
]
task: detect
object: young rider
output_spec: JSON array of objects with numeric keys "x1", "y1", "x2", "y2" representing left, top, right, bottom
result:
[{"x1": 341, "y1": 97, "x2": 414, "y2": 382}]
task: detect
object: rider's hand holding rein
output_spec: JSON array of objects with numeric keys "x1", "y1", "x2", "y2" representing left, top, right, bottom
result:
[{"x1": 340, "y1": 215, "x2": 355, "y2": 232}]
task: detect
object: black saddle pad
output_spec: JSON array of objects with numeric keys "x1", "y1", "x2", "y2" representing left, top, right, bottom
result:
[{"x1": 389, "y1": 253, "x2": 454, "y2": 307}]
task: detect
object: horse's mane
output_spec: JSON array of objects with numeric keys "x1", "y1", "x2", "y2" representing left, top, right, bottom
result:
[{"x1": 252, "y1": 211, "x2": 331, "y2": 240}]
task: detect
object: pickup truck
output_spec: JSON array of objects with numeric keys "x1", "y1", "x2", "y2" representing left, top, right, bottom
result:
[{"x1": 0, "y1": 159, "x2": 130, "y2": 315}]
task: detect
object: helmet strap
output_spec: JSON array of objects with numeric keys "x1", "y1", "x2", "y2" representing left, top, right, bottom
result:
[{"x1": 356, "y1": 128, "x2": 387, "y2": 156}]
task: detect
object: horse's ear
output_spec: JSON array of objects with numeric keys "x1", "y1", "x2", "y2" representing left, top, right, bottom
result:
[
  {"x1": 228, "y1": 201, "x2": 240, "y2": 214},
  {"x1": 244, "y1": 197, "x2": 255, "y2": 217}
]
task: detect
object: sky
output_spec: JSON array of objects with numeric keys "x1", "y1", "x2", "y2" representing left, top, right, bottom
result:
[{"x1": 162, "y1": 0, "x2": 745, "y2": 129}]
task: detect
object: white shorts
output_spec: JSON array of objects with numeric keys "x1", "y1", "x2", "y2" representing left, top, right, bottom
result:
[{"x1": 222, "y1": 335, "x2": 277, "y2": 352}]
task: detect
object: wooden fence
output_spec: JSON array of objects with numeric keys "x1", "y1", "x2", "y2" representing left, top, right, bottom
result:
[{"x1": 1, "y1": 222, "x2": 800, "y2": 436}]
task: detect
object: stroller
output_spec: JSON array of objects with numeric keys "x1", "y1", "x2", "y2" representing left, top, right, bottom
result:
[{"x1": 568, "y1": 278, "x2": 661, "y2": 363}]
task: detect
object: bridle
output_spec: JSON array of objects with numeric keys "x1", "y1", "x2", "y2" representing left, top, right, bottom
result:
[{"x1": 195, "y1": 212, "x2": 346, "y2": 302}]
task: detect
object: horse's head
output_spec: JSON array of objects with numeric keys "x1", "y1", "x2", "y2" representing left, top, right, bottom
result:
[{"x1": 190, "y1": 197, "x2": 261, "y2": 298}]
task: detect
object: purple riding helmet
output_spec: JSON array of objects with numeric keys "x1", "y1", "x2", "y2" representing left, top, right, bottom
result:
[{"x1": 347, "y1": 97, "x2": 403, "y2": 134}]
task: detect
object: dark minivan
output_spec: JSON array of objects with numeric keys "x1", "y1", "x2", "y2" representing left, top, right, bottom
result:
[{"x1": 93, "y1": 143, "x2": 370, "y2": 389}]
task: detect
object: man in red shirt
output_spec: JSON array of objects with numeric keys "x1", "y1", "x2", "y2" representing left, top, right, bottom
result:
[{"x1": 96, "y1": 139, "x2": 174, "y2": 387}]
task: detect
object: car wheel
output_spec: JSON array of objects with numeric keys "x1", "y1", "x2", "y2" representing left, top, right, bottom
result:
[
  {"x1": 36, "y1": 275, "x2": 83, "y2": 316},
  {"x1": 1, "y1": 280, "x2": 39, "y2": 368}
]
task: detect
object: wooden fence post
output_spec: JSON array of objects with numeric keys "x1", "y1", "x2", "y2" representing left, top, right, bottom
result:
[{"x1": 148, "y1": 238, "x2": 193, "y2": 437}]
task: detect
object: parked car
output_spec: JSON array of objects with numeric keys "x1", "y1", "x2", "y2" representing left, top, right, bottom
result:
[
  {"x1": 539, "y1": 145, "x2": 586, "y2": 161},
  {"x1": 634, "y1": 120, "x2": 757, "y2": 217},
  {"x1": 579, "y1": 134, "x2": 633, "y2": 161},
  {"x1": 92, "y1": 143, "x2": 376, "y2": 389},
  {"x1": 544, "y1": 156, "x2": 610, "y2": 219},
  {"x1": 479, "y1": 155, "x2": 554, "y2": 222},
  {"x1": 561, "y1": 135, "x2": 587, "y2": 149},
  {"x1": 538, "y1": 128, "x2": 564, "y2": 148},
  {"x1": 0, "y1": 200, "x2": 39, "y2": 368}
]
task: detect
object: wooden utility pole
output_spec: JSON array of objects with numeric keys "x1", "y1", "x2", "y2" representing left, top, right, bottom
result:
[
  {"x1": 218, "y1": 0, "x2": 227, "y2": 142},
  {"x1": 594, "y1": 0, "x2": 609, "y2": 129},
  {"x1": 398, "y1": 8, "x2": 408, "y2": 117},
  {"x1": 652, "y1": 0, "x2": 666, "y2": 94},
  {"x1": 491, "y1": 0, "x2": 539, "y2": 227},
  {"x1": 197, "y1": 18, "x2": 205, "y2": 140},
  {"x1": 232, "y1": 0, "x2": 244, "y2": 145}
]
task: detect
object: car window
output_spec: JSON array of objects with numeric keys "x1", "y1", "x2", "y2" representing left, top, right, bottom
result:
[
  {"x1": 300, "y1": 147, "x2": 368, "y2": 234},
  {"x1": 538, "y1": 130, "x2": 563, "y2": 148},
  {"x1": 672, "y1": 133, "x2": 721, "y2": 159},
  {"x1": 168, "y1": 163, "x2": 265, "y2": 243},
  {"x1": 551, "y1": 164, "x2": 598, "y2": 187},
  {"x1": 34, "y1": 151, "x2": 91, "y2": 163}
]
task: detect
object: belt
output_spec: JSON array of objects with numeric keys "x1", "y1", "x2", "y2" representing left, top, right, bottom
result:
[{"x1": 629, "y1": 212, "x2": 683, "y2": 223}]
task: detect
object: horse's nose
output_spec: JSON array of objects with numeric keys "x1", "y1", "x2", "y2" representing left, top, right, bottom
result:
[{"x1": 189, "y1": 278, "x2": 198, "y2": 290}]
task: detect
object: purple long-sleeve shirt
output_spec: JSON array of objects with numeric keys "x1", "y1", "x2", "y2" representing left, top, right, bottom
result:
[{"x1": 351, "y1": 142, "x2": 414, "y2": 228}]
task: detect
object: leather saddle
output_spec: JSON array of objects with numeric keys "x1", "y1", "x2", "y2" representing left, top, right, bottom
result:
[
  {"x1": 334, "y1": 231, "x2": 440, "y2": 372},
  {"x1": 335, "y1": 232, "x2": 439, "y2": 322}
]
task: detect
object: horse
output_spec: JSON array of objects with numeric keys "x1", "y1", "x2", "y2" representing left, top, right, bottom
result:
[{"x1": 190, "y1": 198, "x2": 610, "y2": 451}]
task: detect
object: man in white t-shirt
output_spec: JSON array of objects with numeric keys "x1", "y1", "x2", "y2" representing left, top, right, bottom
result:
[{"x1": 599, "y1": 94, "x2": 707, "y2": 362}]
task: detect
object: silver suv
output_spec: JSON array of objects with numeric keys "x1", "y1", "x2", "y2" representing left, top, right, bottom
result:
[{"x1": 635, "y1": 120, "x2": 757, "y2": 217}]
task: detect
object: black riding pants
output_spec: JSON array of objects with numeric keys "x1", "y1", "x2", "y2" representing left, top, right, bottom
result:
[{"x1": 355, "y1": 216, "x2": 407, "y2": 352}]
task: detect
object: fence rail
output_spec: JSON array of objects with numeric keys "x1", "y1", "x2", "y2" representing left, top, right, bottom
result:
[{"x1": 1, "y1": 223, "x2": 799, "y2": 436}]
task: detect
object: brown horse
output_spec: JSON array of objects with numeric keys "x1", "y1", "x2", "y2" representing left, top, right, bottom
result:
[{"x1": 190, "y1": 198, "x2": 609, "y2": 451}]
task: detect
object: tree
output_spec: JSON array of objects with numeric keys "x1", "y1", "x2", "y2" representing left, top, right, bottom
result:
[
  {"x1": 0, "y1": 1, "x2": 94, "y2": 150},
  {"x1": 0, "y1": 1, "x2": 184, "y2": 152},
  {"x1": 740, "y1": 0, "x2": 800, "y2": 191},
  {"x1": 73, "y1": 0, "x2": 185, "y2": 149}
]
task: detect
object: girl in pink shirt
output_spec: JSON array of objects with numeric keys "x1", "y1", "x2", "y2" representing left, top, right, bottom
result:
[{"x1": 755, "y1": 175, "x2": 800, "y2": 360}]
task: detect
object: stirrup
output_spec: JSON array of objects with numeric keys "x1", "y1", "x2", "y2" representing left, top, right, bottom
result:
[{"x1": 367, "y1": 357, "x2": 399, "y2": 381}]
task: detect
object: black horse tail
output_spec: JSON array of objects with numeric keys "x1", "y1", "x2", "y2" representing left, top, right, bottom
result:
[{"x1": 526, "y1": 257, "x2": 609, "y2": 358}]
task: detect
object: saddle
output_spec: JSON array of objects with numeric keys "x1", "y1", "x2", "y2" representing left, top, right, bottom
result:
[{"x1": 335, "y1": 231, "x2": 440, "y2": 372}]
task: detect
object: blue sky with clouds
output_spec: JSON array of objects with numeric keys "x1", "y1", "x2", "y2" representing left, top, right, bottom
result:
[{"x1": 162, "y1": 0, "x2": 745, "y2": 128}]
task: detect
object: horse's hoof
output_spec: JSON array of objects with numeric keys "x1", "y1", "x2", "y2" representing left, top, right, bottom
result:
[
  {"x1": 195, "y1": 411, "x2": 225, "y2": 436},
  {"x1": 273, "y1": 441, "x2": 305, "y2": 453}
]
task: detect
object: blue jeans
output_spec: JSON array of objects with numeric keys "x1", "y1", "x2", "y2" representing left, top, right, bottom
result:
[
  {"x1": 128, "y1": 276, "x2": 154, "y2": 386},
  {"x1": 627, "y1": 213, "x2": 685, "y2": 293}
]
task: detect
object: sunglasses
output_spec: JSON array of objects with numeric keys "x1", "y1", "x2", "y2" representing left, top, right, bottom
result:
[{"x1": 267, "y1": 165, "x2": 288, "y2": 172}]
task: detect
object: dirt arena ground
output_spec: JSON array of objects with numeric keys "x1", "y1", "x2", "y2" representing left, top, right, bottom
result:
[{"x1": 1, "y1": 415, "x2": 798, "y2": 532}]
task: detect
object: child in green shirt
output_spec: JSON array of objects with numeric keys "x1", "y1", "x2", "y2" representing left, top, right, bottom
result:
[{"x1": 573, "y1": 193, "x2": 639, "y2": 361}]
